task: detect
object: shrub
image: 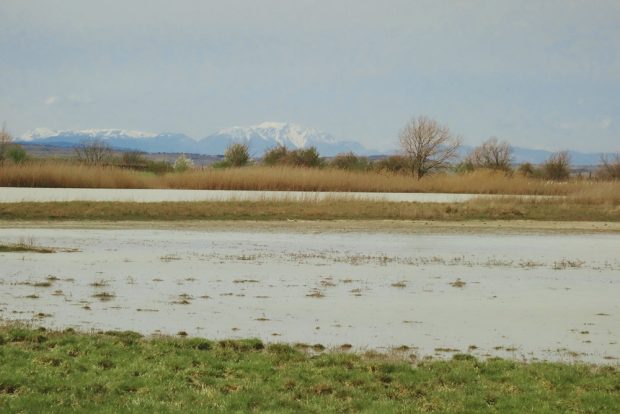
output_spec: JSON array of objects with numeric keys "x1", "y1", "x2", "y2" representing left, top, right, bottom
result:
[
  {"x1": 262, "y1": 145, "x2": 289, "y2": 166},
  {"x1": 0, "y1": 124, "x2": 14, "y2": 165},
  {"x1": 224, "y1": 143, "x2": 250, "y2": 167},
  {"x1": 517, "y1": 162, "x2": 536, "y2": 177},
  {"x1": 119, "y1": 151, "x2": 148, "y2": 169},
  {"x1": 373, "y1": 155, "x2": 409, "y2": 174},
  {"x1": 455, "y1": 159, "x2": 475, "y2": 173},
  {"x1": 173, "y1": 154, "x2": 194, "y2": 172},
  {"x1": 261, "y1": 145, "x2": 322, "y2": 168},
  {"x1": 542, "y1": 151, "x2": 571, "y2": 181},
  {"x1": 146, "y1": 160, "x2": 173, "y2": 174},
  {"x1": 6, "y1": 144, "x2": 27, "y2": 164},
  {"x1": 330, "y1": 152, "x2": 369, "y2": 171},
  {"x1": 287, "y1": 147, "x2": 322, "y2": 167}
]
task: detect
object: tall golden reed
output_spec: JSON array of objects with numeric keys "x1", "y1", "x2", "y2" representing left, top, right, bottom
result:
[{"x1": 1, "y1": 161, "x2": 619, "y2": 203}]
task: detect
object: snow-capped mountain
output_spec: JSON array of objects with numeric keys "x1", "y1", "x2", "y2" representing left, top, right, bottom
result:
[
  {"x1": 217, "y1": 122, "x2": 333, "y2": 148},
  {"x1": 18, "y1": 125, "x2": 610, "y2": 164},
  {"x1": 21, "y1": 128, "x2": 159, "y2": 141},
  {"x1": 19, "y1": 123, "x2": 373, "y2": 156},
  {"x1": 203, "y1": 122, "x2": 369, "y2": 156},
  {"x1": 20, "y1": 128, "x2": 201, "y2": 153}
]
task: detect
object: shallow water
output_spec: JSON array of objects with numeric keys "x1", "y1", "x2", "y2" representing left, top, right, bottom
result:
[
  {"x1": 0, "y1": 187, "x2": 514, "y2": 203},
  {"x1": 1, "y1": 227, "x2": 619, "y2": 363}
]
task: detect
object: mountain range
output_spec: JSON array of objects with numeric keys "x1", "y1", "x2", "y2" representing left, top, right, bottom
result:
[
  {"x1": 19, "y1": 122, "x2": 370, "y2": 157},
  {"x1": 19, "y1": 122, "x2": 610, "y2": 165}
]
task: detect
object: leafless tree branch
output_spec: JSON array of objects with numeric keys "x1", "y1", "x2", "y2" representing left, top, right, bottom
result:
[
  {"x1": 399, "y1": 116, "x2": 461, "y2": 179},
  {"x1": 74, "y1": 139, "x2": 112, "y2": 165},
  {"x1": 466, "y1": 138, "x2": 513, "y2": 171}
]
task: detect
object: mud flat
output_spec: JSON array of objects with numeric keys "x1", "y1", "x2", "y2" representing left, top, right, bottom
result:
[{"x1": 1, "y1": 224, "x2": 618, "y2": 363}]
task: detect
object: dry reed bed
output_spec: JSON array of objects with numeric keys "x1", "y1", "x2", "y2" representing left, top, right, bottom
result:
[
  {"x1": 0, "y1": 163, "x2": 150, "y2": 189},
  {"x1": 1, "y1": 162, "x2": 619, "y2": 202}
]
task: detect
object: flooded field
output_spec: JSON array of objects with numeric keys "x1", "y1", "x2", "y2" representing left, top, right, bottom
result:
[
  {"x1": 0, "y1": 187, "x2": 523, "y2": 203},
  {"x1": 1, "y1": 225, "x2": 619, "y2": 363}
]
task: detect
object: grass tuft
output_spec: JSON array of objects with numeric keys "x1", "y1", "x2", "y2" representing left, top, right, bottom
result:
[{"x1": 0, "y1": 240, "x2": 55, "y2": 254}]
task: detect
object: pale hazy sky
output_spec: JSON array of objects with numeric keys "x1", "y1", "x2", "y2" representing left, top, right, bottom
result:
[{"x1": 1, "y1": 0, "x2": 619, "y2": 152}]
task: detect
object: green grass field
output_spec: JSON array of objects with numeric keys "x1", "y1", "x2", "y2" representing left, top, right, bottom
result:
[{"x1": 0, "y1": 326, "x2": 618, "y2": 413}]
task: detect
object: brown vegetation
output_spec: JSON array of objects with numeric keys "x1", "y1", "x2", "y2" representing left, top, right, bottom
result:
[
  {"x1": 0, "y1": 241, "x2": 55, "y2": 253},
  {"x1": 5, "y1": 161, "x2": 620, "y2": 197},
  {"x1": 0, "y1": 162, "x2": 149, "y2": 188},
  {"x1": 0, "y1": 196, "x2": 618, "y2": 222},
  {"x1": 542, "y1": 151, "x2": 571, "y2": 181},
  {"x1": 74, "y1": 139, "x2": 113, "y2": 165},
  {"x1": 597, "y1": 153, "x2": 620, "y2": 180},
  {"x1": 463, "y1": 138, "x2": 512, "y2": 172}
]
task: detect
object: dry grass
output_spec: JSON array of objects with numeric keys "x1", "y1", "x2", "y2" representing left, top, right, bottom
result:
[
  {"x1": 0, "y1": 239, "x2": 55, "y2": 253},
  {"x1": 0, "y1": 162, "x2": 150, "y2": 189},
  {"x1": 161, "y1": 166, "x2": 582, "y2": 195},
  {"x1": 0, "y1": 198, "x2": 618, "y2": 222},
  {"x1": 2, "y1": 162, "x2": 620, "y2": 198}
]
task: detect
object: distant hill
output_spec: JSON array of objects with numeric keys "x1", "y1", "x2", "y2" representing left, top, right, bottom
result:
[{"x1": 458, "y1": 145, "x2": 606, "y2": 166}]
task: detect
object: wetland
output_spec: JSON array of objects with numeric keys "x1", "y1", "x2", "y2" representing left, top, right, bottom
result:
[{"x1": 1, "y1": 223, "x2": 618, "y2": 364}]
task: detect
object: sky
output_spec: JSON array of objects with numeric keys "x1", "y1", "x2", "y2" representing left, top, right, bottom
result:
[{"x1": 1, "y1": 0, "x2": 619, "y2": 152}]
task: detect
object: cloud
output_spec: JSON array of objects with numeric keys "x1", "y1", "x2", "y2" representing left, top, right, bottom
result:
[
  {"x1": 44, "y1": 96, "x2": 58, "y2": 106},
  {"x1": 67, "y1": 95, "x2": 92, "y2": 105},
  {"x1": 598, "y1": 117, "x2": 612, "y2": 130},
  {"x1": 4, "y1": 1, "x2": 618, "y2": 151}
]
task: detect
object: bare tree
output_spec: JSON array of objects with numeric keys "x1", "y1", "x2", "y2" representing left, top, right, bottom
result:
[
  {"x1": 597, "y1": 153, "x2": 620, "y2": 180},
  {"x1": 74, "y1": 139, "x2": 112, "y2": 165},
  {"x1": 466, "y1": 138, "x2": 513, "y2": 171},
  {"x1": 0, "y1": 123, "x2": 13, "y2": 165},
  {"x1": 399, "y1": 116, "x2": 461, "y2": 179},
  {"x1": 120, "y1": 150, "x2": 148, "y2": 169},
  {"x1": 543, "y1": 151, "x2": 571, "y2": 181}
]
